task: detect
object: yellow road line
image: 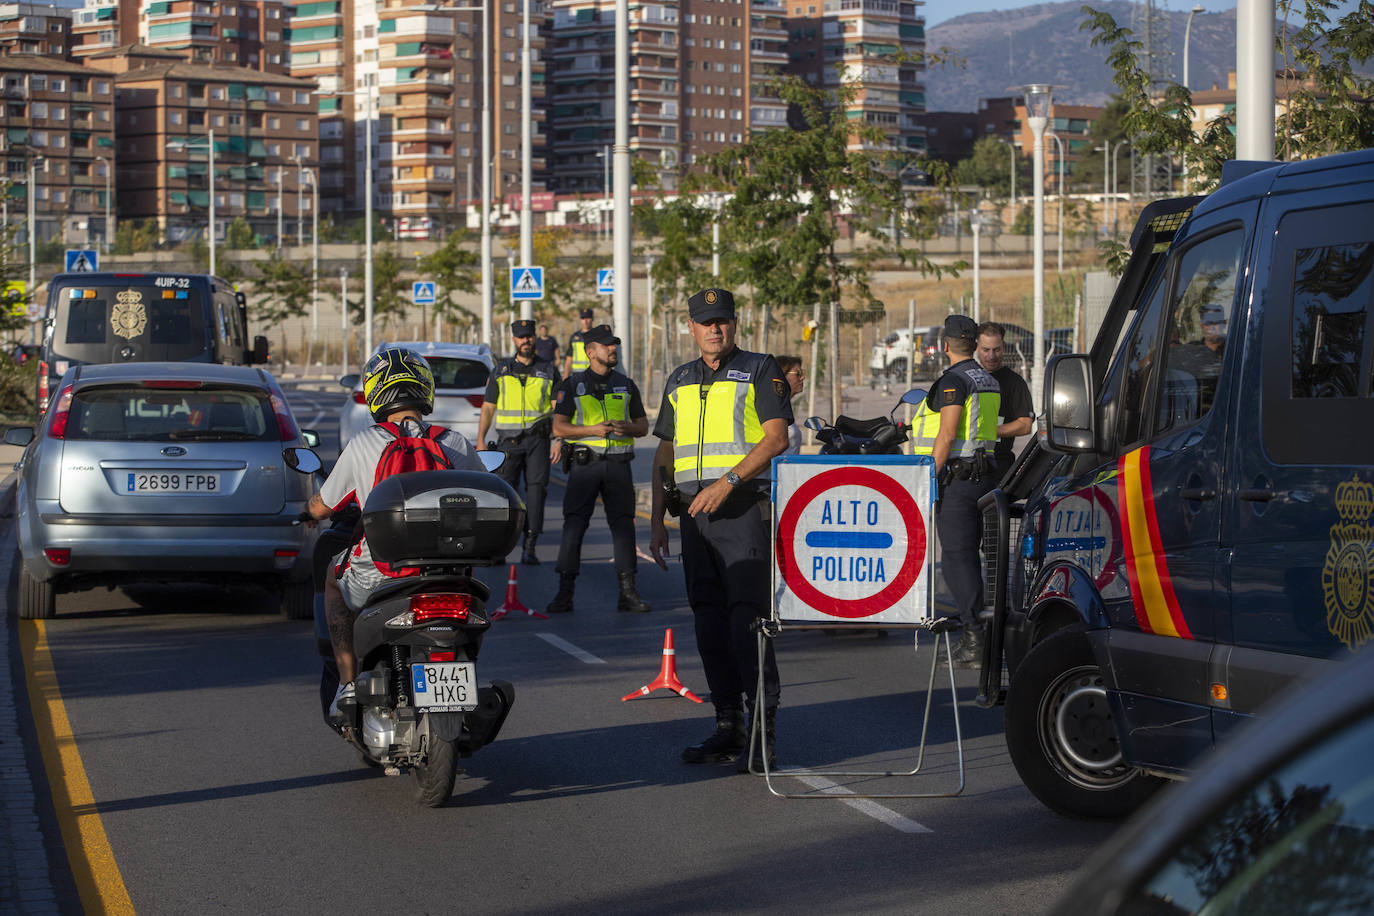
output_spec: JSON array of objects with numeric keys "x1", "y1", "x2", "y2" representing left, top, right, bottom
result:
[{"x1": 20, "y1": 619, "x2": 136, "y2": 915}]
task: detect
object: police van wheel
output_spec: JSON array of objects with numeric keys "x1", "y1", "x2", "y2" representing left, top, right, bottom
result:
[{"x1": 1004, "y1": 626, "x2": 1163, "y2": 819}]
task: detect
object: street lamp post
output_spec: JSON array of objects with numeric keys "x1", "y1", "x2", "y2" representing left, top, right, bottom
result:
[
  {"x1": 340, "y1": 266, "x2": 349, "y2": 378},
  {"x1": 519, "y1": 0, "x2": 532, "y2": 321},
  {"x1": 1095, "y1": 142, "x2": 1110, "y2": 236},
  {"x1": 28, "y1": 153, "x2": 42, "y2": 336},
  {"x1": 275, "y1": 167, "x2": 284, "y2": 251},
  {"x1": 1007, "y1": 140, "x2": 1017, "y2": 208},
  {"x1": 167, "y1": 129, "x2": 216, "y2": 275},
  {"x1": 94, "y1": 155, "x2": 112, "y2": 254},
  {"x1": 315, "y1": 89, "x2": 375, "y2": 357},
  {"x1": 1112, "y1": 140, "x2": 1130, "y2": 236},
  {"x1": 1048, "y1": 132, "x2": 1065, "y2": 273},
  {"x1": 1182, "y1": 4, "x2": 1203, "y2": 191},
  {"x1": 1013, "y1": 83, "x2": 1055, "y2": 416},
  {"x1": 301, "y1": 167, "x2": 319, "y2": 340},
  {"x1": 970, "y1": 206, "x2": 982, "y2": 323}
]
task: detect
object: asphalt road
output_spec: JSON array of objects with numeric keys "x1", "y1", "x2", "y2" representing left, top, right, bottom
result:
[{"x1": 4, "y1": 381, "x2": 1118, "y2": 915}]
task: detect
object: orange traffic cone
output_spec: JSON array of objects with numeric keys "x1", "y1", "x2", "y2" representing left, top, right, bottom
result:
[
  {"x1": 621, "y1": 628, "x2": 704, "y2": 703},
  {"x1": 491, "y1": 564, "x2": 548, "y2": 621}
]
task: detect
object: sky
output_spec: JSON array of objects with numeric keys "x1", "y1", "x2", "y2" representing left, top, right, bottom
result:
[{"x1": 921, "y1": 0, "x2": 1363, "y2": 29}]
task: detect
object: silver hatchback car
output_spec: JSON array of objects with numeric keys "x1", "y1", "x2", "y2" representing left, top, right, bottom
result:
[
  {"x1": 337, "y1": 340, "x2": 493, "y2": 451},
  {"x1": 6, "y1": 362, "x2": 319, "y2": 619}
]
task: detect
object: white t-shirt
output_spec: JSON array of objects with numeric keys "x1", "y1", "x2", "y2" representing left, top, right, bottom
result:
[{"x1": 320, "y1": 419, "x2": 484, "y2": 588}]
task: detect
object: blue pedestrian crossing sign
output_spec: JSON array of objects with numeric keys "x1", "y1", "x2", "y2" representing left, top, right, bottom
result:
[
  {"x1": 65, "y1": 249, "x2": 99, "y2": 272},
  {"x1": 511, "y1": 266, "x2": 544, "y2": 301},
  {"x1": 597, "y1": 268, "x2": 614, "y2": 295},
  {"x1": 412, "y1": 281, "x2": 436, "y2": 305}
]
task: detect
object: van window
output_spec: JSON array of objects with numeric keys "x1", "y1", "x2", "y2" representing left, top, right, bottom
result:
[
  {"x1": 1154, "y1": 228, "x2": 1244, "y2": 433},
  {"x1": 1291, "y1": 241, "x2": 1371, "y2": 399},
  {"x1": 1111, "y1": 270, "x2": 1170, "y2": 449}
]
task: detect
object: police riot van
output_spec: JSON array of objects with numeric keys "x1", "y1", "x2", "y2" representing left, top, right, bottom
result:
[
  {"x1": 980, "y1": 148, "x2": 1374, "y2": 819},
  {"x1": 36, "y1": 272, "x2": 270, "y2": 412}
]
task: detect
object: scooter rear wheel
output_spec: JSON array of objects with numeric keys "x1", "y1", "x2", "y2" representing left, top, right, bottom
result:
[{"x1": 412, "y1": 737, "x2": 460, "y2": 807}]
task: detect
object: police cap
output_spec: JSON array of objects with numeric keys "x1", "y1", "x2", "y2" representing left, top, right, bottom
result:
[
  {"x1": 579, "y1": 308, "x2": 594, "y2": 319},
  {"x1": 582, "y1": 324, "x2": 620, "y2": 347},
  {"x1": 688, "y1": 288, "x2": 736, "y2": 323},
  {"x1": 943, "y1": 314, "x2": 979, "y2": 342},
  {"x1": 510, "y1": 319, "x2": 536, "y2": 338}
]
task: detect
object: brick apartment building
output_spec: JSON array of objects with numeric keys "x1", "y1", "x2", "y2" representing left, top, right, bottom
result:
[
  {"x1": 0, "y1": 2, "x2": 71, "y2": 57},
  {"x1": 977, "y1": 95, "x2": 1102, "y2": 190},
  {"x1": 71, "y1": 0, "x2": 290, "y2": 73}
]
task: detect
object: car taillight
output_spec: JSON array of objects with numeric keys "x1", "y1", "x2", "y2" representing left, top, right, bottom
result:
[
  {"x1": 47, "y1": 385, "x2": 73, "y2": 439},
  {"x1": 268, "y1": 389, "x2": 299, "y2": 441},
  {"x1": 274, "y1": 549, "x2": 298, "y2": 570},
  {"x1": 44, "y1": 548, "x2": 70, "y2": 565},
  {"x1": 463, "y1": 394, "x2": 484, "y2": 408},
  {"x1": 352, "y1": 391, "x2": 366, "y2": 404},
  {"x1": 142, "y1": 379, "x2": 204, "y2": 389},
  {"x1": 411, "y1": 593, "x2": 473, "y2": 622},
  {"x1": 926, "y1": 346, "x2": 937, "y2": 355},
  {"x1": 38, "y1": 360, "x2": 49, "y2": 412},
  {"x1": 429, "y1": 649, "x2": 456, "y2": 662}
]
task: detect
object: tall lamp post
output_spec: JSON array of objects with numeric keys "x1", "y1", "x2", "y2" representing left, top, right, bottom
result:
[
  {"x1": 970, "y1": 206, "x2": 982, "y2": 323},
  {"x1": 301, "y1": 166, "x2": 319, "y2": 341},
  {"x1": 315, "y1": 89, "x2": 375, "y2": 357},
  {"x1": 167, "y1": 129, "x2": 216, "y2": 276},
  {"x1": 1048, "y1": 132, "x2": 1065, "y2": 272},
  {"x1": 1013, "y1": 83, "x2": 1055, "y2": 415},
  {"x1": 27, "y1": 153, "x2": 43, "y2": 336},
  {"x1": 1094, "y1": 142, "x2": 1110, "y2": 236},
  {"x1": 417, "y1": 1, "x2": 492, "y2": 346},
  {"x1": 1112, "y1": 140, "x2": 1130, "y2": 236},
  {"x1": 94, "y1": 155, "x2": 112, "y2": 254},
  {"x1": 1182, "y1": 4, "x2": 1203, "y2": 191},
  {"x1": 275, "y1": 167, "x2": 284, "y2": 251},
  {"x1": 518, "y1": 0, "x2": 532, "y2": 321}
]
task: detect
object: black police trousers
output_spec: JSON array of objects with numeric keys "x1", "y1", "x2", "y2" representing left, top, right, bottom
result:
[
  {"x1": 496, "y1": 432, "x2": 550, "y2": 536},
  {"x1": 936, "y1": 475, "x2": 997, "y2": 627},
  {"x1": 678, "y1": 491, "x2": 780, "y2": 713},
  {"x1": 556, "y1": 456, "x2": 637, "y2": 575}
]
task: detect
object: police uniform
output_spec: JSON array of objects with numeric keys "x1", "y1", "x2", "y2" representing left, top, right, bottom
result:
[
  {"x1": 483, "y1": 319, "x2": 560, "y2": 563},
  {"x1": 566, "y1": 308, "x2": 594, "y2": 374},
  {"x1": 911, "y1": 314, "x2": 1000, "y2": 665},
  {"x1": 653, "y1": 288, "x2": 792, "y2": 770},
  {"x1": 547, "y1": 324, "x2": 650, "y2": 613},
  {"x1": 988, "y1": 365, "x2": 1032, "y2": 482}
]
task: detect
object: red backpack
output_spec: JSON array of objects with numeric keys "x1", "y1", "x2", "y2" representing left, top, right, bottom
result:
[{"x1": 371, "y1": 420, "x2": 453, "y2": 486}]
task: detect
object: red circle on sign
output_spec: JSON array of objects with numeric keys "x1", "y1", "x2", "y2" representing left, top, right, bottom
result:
[{"x1": 776, "y1": 466, "x2": 926, "y2": 618}]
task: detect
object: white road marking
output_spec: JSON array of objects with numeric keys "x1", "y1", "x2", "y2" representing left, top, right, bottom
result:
[
  {"x1": 535, "y1": 632, "x2": 607, "y2": 665},
  {"x1": 793, "y1": 776, "x2": 933, "y2": 834}
]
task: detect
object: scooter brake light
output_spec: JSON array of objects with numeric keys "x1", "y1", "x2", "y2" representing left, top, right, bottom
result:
[
  {"x1": 387, "y1": 593, "x2": 474, "y2": 627},
  {"x1": 429, "y1": 650, "x2": 456, "y2": 662}
]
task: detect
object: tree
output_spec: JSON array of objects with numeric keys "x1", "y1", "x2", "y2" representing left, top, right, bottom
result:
[
  {"x1": 225, "y1": 216, "x2": 256, "y2": 250},
  {"x1": 253, "y1": 250, "x2": 311, "y2": 328},
  {"x1": 114, "y1": 219, "x2": 159, "y2": 256},
  {"x1": 0, "y1": 222, "x2": 30, "y2": 334},
  {"x1": 954, "y1": 135, "x2": 1026, "y2": 199},
  {"x1": 418, "y1": 230, "x2": 480, "y2": 332},
  {"x1": 491, "y1": 226, "x2": 603, "y2": 322},
  {"x1": 369, "y1": 244, "x2": 409, "y2": 337}
]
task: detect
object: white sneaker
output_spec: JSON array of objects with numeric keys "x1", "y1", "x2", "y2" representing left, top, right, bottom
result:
[{"x1": 328, "y1": 681, "x2": 356, "y2": 719}]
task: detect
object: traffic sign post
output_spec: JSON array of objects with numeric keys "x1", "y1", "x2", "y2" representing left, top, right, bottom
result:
[
  {"x1": 412, "y1": 281, "x2": 437, "y2": 305},
  {"x1": 746, "y1": 453, "x2": 965, "y2": 799},
  {"x1": 596, "y1": 268, "x2": 614, "y2": 295},
  {"x1": 65, "y1": 249, "x2": 98, "y2": 272},
  {"x1": 511, "y1": 266, "x2": 544, "y2": 301}
]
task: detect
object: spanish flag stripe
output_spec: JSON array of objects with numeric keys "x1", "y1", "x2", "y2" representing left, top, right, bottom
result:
[
  {"x1": 1118, "y1": 450, "x2": 1155, "y2": 633},
  {"x1": 1136, "y1": 450, "x2": 1192, "y2": 639},
  {"x1": 1120, "y1": 448, "x2": 1185, "y2": 638}
]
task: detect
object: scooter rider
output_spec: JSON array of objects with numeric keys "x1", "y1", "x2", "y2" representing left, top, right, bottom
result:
[{"x1": 303, "y1": 347, "x2": 484, "y2": 717}]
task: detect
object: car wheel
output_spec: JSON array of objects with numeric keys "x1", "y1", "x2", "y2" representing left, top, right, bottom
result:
[
  {"x1": 281, "y1": 579, "x2": 313, "y2": 620},
  {"x1": 886, "y1": 358, "x2": 907, "y2": 381},
  {"x1": 18, "y1": 568, "x2": 56, "y2": 620},
  {"x1": 1004, "y1": 626, "x2": 1164, "y2": 819}
]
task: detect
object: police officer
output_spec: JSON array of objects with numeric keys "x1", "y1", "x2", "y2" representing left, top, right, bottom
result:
[
  {"x1": 478, "y1": 319, "x2": 561, "y2": 565},
  {"x1": 911, "y1": 314, "x2": 1000, "y2": 667},
  {"x1": 975, "y1": 321, "x2": 1034, "y2": 483},
  {"x1": 563, "y1": 308, "x2": 594, "y2": 377},
  {"x1": 649, "y1": 288, "x2": 792, "y2": 773},
  {"x1": 546, "y1": 324, "x2": 651, "y2": 614}
]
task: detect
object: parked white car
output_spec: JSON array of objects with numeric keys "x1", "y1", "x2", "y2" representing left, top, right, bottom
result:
[{"x1": 337, "y1": 341, "x2": 494, "y2": 451}]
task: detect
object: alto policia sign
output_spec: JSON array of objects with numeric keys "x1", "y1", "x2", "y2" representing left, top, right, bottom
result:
[{"x1": 772, "y1": 455, "x2": 935, "y2": 624}]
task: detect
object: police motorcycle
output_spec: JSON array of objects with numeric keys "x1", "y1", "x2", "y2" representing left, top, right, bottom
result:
[
  {"x1": 805, "y1": 387, "x2": 927, "y2": 455},
  {"x1": 288, "y1": 447, "x2": 522, "y2": 807}
]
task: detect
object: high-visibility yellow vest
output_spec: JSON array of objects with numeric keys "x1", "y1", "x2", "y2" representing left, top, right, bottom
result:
[
  {"x1": 570, "y1": 374, "x2": 633, "y2": 455},
  {"x1": 666, "y1": 352, "x2": 772, "y2": 488},
  {"x1": 493, "y1": 362, "x2": 555, "y2": 433},
  {"x1": 910, "y1": 360, "x2": 1000, "y2": 459},
  {"x1": 569, "y1": 336, "x2": 589, "y2": 373}
]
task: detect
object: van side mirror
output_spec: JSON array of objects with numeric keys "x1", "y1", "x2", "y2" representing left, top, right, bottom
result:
[
  {"x1": 4, "y1": 426, "x2": 34, "y2": 447},
  {"x1": 250, "y1": 335, "x2": 270, "y2": 365},
  {"x1": 1043, "y1": 354, "x2": 1095, "y2": 453}
]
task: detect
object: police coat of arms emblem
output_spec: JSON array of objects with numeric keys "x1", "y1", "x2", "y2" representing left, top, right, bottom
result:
[
  {"x1": 1323, "y1": 474, "x2": 1374, "y2": 650},
  {"x1": 111, "y1": 289, "x2": 147, "y2": 340}
]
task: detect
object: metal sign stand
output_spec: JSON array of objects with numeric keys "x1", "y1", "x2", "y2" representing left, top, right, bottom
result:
[{"x1": 744, "y1": 455, "x2": 966, "y2": 800}]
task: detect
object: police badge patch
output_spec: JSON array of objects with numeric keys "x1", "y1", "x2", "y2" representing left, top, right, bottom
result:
[
  {"x1": 941, "y1": 387, "x2": 960, "y2": 406},
  {"x1": 111, "y1": 289, "x2": 147, "y2": 340},
  {"x1": 773, "y1": 377, "x2": 786, "y2": 399}
]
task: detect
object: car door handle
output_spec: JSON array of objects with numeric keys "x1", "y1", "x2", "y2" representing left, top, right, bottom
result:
[
  {"x1": 1181, "y1": 488, "x2": 1215, "y2": 501},
  {"x1": 1239, "y1": 488, "x2": 1275, "y2": 502}
]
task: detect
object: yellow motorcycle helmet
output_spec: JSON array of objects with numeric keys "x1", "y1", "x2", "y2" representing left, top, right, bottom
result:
[{"x1": 361, "y1": 347, "x2": 434, "y2": 420}]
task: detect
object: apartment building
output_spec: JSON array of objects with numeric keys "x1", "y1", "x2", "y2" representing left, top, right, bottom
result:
[
  {"x1": 86, "y1": 53, "x2": 316, "y2": 244},
  {"x1": 545, "y1": 0, "x2": 788, "y2": 195},
  {"x1": 786, "y1": 0, "x2": 926, "y2": 159},
  {"x1": 0, "y1": 55, "x2": 116, "y2": 245},
  {"x1": 0, "y1": 2, "x2": 71, "y2": 57},
  {"x1": 287, "y1": 0, "x2": 547, "y2": 233},
  {"x1": 978, "y1": 95, "x2": 1102, "y2": 190},
  {"x1": 71, "y1": 0, "x2": 290, "y2": 73}
]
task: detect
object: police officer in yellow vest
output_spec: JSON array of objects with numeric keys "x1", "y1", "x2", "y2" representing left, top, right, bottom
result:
[
  {"x1": 546, "y1": 324, "x2": 651, "y2": 614},
  {"x1": 650, "y1": 288, "x2": 792, "y2": 773},
  {"x1": 478, "y1": 319, "x2": 562, "y2": 565},
  {"x1": 562, "y1": 307, "x2": 594, "y2": 377},
  {"x1": 910, "y1": 314, "x2": 1001, "y2": 667}
]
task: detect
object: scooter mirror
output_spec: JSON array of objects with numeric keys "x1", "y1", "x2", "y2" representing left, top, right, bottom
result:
[
  {"x1": 283, "y1": 447, "x2": 323, "y2": 475},
  {"x1": 804, "y1": 416, "x2": 826, "y2": 431},
  {"x1": 479, "y1": 450, "x2": 506, "y2": 472},
  {"x1": 900, "y1": 388, "x2": 928, "y2": 407}
]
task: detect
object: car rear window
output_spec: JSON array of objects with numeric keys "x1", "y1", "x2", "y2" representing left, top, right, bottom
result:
[
  {"x1": 67, "y1": 385, "x2": 274, "y2": 441},
  {"x1": 52, "y1": 282, "x2": 207, "y2": 363},
  {"x1": 428, "y1": 357, "x2": 489, "y2": 390}
]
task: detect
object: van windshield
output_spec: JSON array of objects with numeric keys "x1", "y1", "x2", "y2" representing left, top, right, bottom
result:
[{"x1": 50, "y1": 281, "x2": 208, "y2": 364}]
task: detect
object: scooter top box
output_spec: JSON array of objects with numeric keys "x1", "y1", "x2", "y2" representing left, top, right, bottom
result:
[{"x1": 363, "y1": 470, "x2": 526, "y2": 566}]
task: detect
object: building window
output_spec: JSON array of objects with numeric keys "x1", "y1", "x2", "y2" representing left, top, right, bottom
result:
[
  {"x1": 31, "y1": 76, "x2": 46, "y2": 91},
  {"x1": 295, "y1": 118, "x2": 309, "y2": 130},
  {"x1": 51, "y1": 78, "x2": 64, "y2": 91},
  {"x1": 211, "y1": 86, "x2": 225, "y2": 100},
  {"x1": 32, "y1": 102, "x2": 47, "y2": 118},
  {"x1": 169, "y1": 110, "x2": 183, "y2": 125}
]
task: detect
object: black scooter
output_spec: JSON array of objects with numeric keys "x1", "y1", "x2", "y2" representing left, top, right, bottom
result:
[
  {"x1": 805, "y1": 388, "x2": 927, "y2": 455},
  {"x1": 290, "y1": 450, "x2": 521, "y2": 807}
]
